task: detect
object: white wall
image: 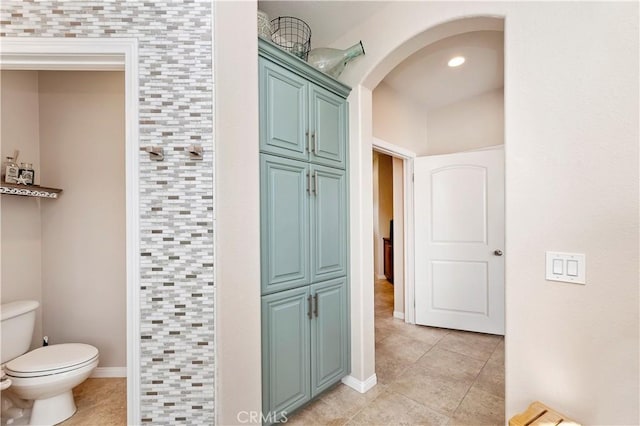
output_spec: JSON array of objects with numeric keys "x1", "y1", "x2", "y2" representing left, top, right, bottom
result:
[
  {"x1": 372, "y1": 82, "x2": 427, "y2": 155},
  {"x1": 426, "y1": 88, "x2": 503, "y2": 155},
  {"x1": 214, "y1": 1, "x2": 262, "y2": 424},
  {"x1": 373, "y1": 80, "x2": 503, "y2": 156},
  {"x1": 0, "y1": 70, "x2": 43, "y2": 349},
  {"x1": 503, "y1": 4, "x2": 638, "y2": 423},
  {"x1": 38, "y1": 71, "x2": 126, "y2": 368},
  {"x1": 331, "y1": 2, "x2": 639, "y2": 424}
]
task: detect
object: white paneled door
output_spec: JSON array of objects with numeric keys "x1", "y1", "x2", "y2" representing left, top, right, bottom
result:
[{"x1": 414, "y1": 148, "x2": 504, "y2": 335}]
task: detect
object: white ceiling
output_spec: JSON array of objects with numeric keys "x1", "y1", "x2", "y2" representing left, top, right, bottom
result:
[
  {"x1": 383, "y1": 30, "x2": 504, "y2": 111},
  {"x1": 258, "y1": 2, "x2": 504, "y2": 111}
]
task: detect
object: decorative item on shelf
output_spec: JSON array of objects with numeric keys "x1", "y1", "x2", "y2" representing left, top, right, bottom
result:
[
  {"x1": 2, "y1": 155, "x2": 19, "y2": 184},
  {"x1": 270, "y1": 16, "x2": 311, "y2": 60},
  {"x1": 16, "y1": 174, "x2": 30, "y2": 185},
  {"x1": 257, "y1": 10, "x2": 272, "y2": 39},
  {"x1": 18, "y1": 162, "x2": 34, "y2": 185},
  {"x1": 307, "y1": 41, "x2": 365, "y2": 78}
]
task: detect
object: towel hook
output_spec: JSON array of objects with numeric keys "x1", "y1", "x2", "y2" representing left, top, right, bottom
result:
[
  {"x1": 187, "y1": 144, "x2": 204, "y2": 160},
  {"x1": 145, "y1": 146, "x2": 164, "y2": 161}
]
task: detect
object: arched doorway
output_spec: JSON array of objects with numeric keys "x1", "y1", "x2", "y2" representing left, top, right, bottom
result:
[{"x1": 341, "y1": 12, "x2": 505, "y2": 394}]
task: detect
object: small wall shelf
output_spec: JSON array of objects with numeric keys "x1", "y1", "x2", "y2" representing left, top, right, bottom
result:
[{"x1": 0, "y1": 182, "x2": 62, "y2": 199}]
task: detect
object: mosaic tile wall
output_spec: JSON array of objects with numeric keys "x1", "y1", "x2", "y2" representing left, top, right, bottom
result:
[{"x1": 0, "y1": 1, "x2": 215, "y2": 424}]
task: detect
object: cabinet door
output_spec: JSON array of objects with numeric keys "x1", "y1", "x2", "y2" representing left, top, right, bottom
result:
[
  {"x1": 261, "y1": 155, "x2": 310, "y2": 294},
  {"x1": 309, "y1": 84, "x2": 347, "y2": 169},
  {"x1": 310, "y1": 165, "x2": 347, "y2": 283},
  {"x1": 260, "y1": 57, "x2": 309, "y2": 161},
  {"x1": 262, "y1": 287, "x2": 311, "y2": 418},
  {"x1": 311, "y1": 278, "x2": 349, "y2": 397}
]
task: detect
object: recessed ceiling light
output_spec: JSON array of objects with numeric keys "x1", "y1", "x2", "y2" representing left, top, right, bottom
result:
[{"x1": 448, "y1": 56, "x2": 465, "y2": 67}]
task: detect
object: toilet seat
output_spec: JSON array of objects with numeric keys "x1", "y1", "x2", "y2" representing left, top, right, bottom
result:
[{"x1": 5, "y1": 343, "x2": 99, "y2": 378}]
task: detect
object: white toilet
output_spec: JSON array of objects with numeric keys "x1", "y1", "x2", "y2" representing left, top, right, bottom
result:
[{"x1": 1, "y1": 300, "x2": 99, "y2": 426}]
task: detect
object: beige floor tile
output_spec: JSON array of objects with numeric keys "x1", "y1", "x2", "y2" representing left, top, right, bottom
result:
[
  {"x1": 473, "y1": 361, "x2": 505, "y2": 398},
  {"x1": 435, "y1": 331, "x2": 501, "y2": 362},
  {"x1": 487, "y1": 340, "x2": 505, "y2": 367},
  {"x1": 376, "y1": 333, "x2": 434, "y2": 363},
  {"x1": 374, "y1": 348, "x2": 412, "y2": 384},
  {"x1": 452, "y1": 385, "x2": 505, "y2": 426},
  {"x1": 287, "y1": 383, "x2": 388, "y2": 425},
  {"x1": 396, "y1": 324, "x2": 451, "y2": 346},
  {"x1": 375, "y1": 324, "x2": 394, "y2": 343},
  {"x1": 319, "y1": 383, "x2": 387, "y2": 419},
  {"x1": 375, "y1": 314, "x2": 411, "y2": 332},
  {"x1": 416, "y1": 347, "x2": 486, "y2": 381},
  {"x1": 347, "y1": 390, "x2": 450, "y2": 426},
  {"x1": 390, "y1": 364, "x2": 474, "y2": 416},
  {"x1": 61, "y1": 378, "x2": 126, "y2": 426},
  {"x1": 286, "y1": 398, "x2": 351, "y2": 426}
]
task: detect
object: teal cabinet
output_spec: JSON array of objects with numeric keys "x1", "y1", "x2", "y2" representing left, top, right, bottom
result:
[
  {"x1": 261, "y1": 157, "x2": 347, "y2": 293},
  {"x1": 262, "y1": 287, "x2": 311, "y2": 418},
  {"x1": 259, "y1": 57, "x2": 308, "y2": 161},
  {"x1": 260, "y1": 155, "x2": 310, "y2": 294},
  {"x1": 259, "y1": 38, "x2": 351, "y2": 423},
  {"x1": 310, "y1": 165, "x2": 347, "y2": 282},
  {"x1": 261, "y1": 279, "x2": 348, "y2": 417},
  {"x1": 259, "y1": 52, "x2": 348, "y2": 169},
  {"x1": 310, "y1": 85, "x2": 347, "y2": 169},
  {"x1": 310, "y1": 278, "x2": 348, "y2": 397}
]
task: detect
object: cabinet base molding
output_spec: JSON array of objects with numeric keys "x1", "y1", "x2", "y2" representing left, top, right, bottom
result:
[{"x1": 341, "y1": 374, "x2": 377, "y2": 394}]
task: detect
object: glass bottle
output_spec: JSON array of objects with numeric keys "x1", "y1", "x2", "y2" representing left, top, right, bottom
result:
[
  {"x1": 18, "y1": 162, "x2": 34, "y2": 185},
  {"x1": 307, "y1": 41, "x2": 365, "y2": 78},
  {"x1": 3, "y1": 156, "x2": 19, "y2": 184}
]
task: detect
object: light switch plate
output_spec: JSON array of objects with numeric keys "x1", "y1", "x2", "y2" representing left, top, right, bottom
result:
[{"x1": 545, "y1": 251, "x2": 586, "y2": 284}]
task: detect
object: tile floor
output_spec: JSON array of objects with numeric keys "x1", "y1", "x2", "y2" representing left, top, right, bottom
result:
[
  {"x1": 287, "y1": 279, "x2": 505, "y2": 425},
  {"x1": 61, "y1": 378, "x2": 126, "y2": 425}
]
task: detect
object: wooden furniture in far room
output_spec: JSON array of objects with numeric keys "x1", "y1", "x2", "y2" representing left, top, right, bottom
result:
[{"x1": 383, "y1": 237, "x2": 393, "y2": 283}]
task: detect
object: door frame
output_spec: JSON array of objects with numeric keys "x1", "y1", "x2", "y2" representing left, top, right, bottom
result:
[
  {"x1": 0, "y1": 37, "x2": 141, "y2": 425},
  {"x1": 372, "y1": 137, "x2": 416, "y2": 324}
]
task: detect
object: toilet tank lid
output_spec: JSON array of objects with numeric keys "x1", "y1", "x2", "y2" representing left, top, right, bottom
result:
[{"x1": 1, "y1": 300, "x2": 39, "y2": 321}]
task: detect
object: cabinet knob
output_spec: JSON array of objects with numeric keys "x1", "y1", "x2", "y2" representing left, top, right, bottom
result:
[{"x1": 494, "y1": 249, "x2": 503, "y2": 256}]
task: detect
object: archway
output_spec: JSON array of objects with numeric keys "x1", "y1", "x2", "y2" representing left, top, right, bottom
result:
[{"x1": 341, "y1": 11, "x2": 505, "y2": 396}]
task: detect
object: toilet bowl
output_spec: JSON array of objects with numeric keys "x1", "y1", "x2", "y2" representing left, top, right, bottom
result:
[{"x1": 4, "y1": 343, "x2": 99, "y2": 426}]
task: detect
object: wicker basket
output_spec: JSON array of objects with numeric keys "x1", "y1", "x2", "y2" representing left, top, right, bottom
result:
[{"x1": 270, "y1": 16, "x2": 311, "y2": 60}]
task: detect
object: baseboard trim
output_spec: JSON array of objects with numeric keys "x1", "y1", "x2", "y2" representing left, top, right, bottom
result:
[
  {"x1": 393, "y1": 311, "x2": 405, "y2": 320},
  {"x1": 376, "y1": 274, "x2": 386, "y2": 280},
  {"x1": 91, "y1": 367, "x2": 127, "y2": 378},
  {"x1": 341, "y1": 374, "x2": 377, "y2": 393}
]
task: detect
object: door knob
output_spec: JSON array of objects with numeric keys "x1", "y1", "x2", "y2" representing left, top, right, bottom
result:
[{"x1": 494, "y1": 249, "x2": 503, "y2": 256}]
